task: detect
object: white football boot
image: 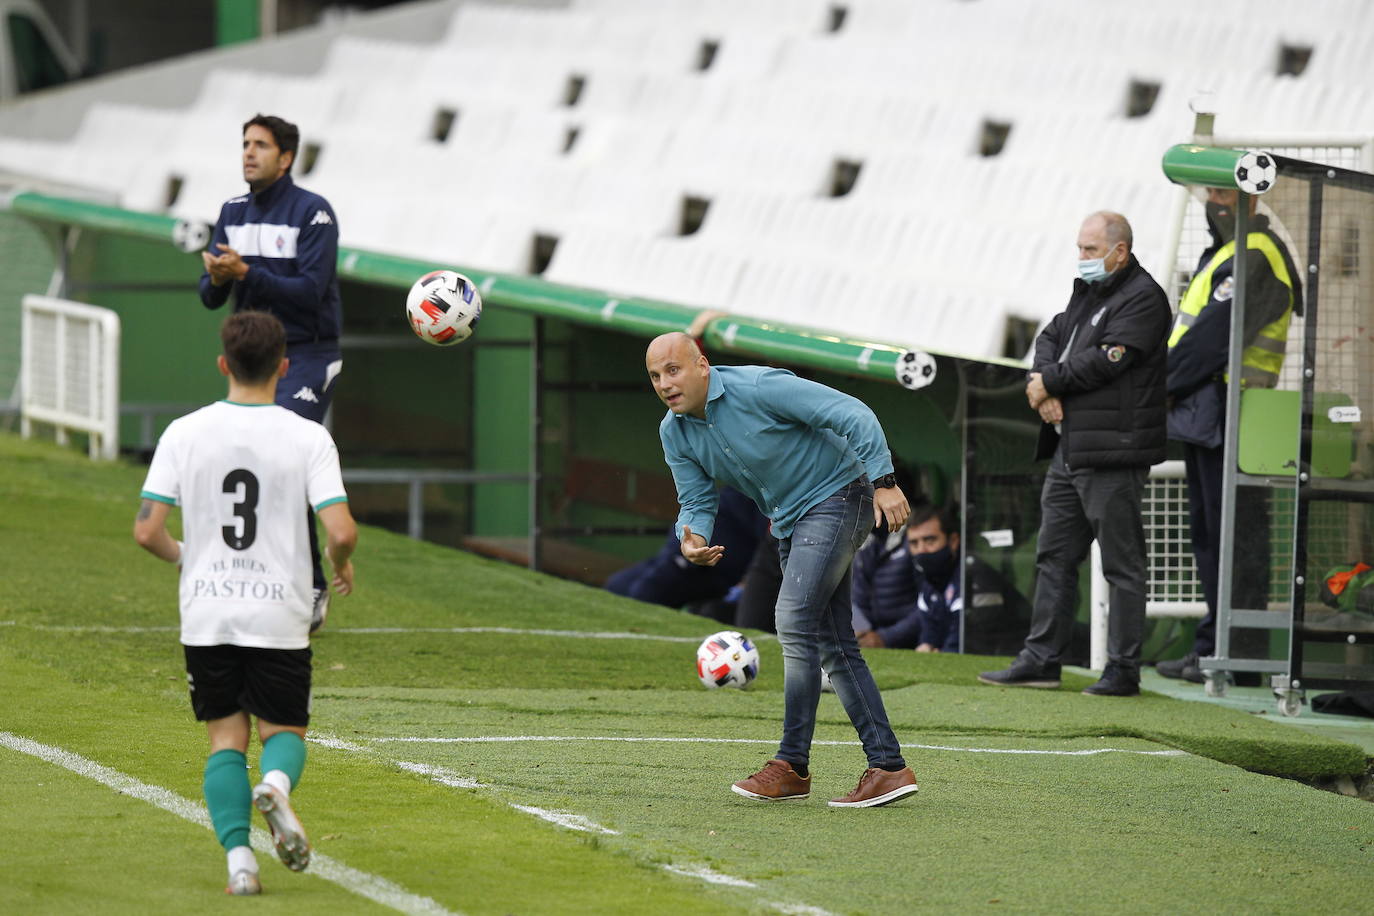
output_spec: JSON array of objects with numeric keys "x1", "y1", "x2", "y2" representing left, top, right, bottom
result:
[
  {"x1": 310, "y1": 588, "x2": 330, "y2": 635},
  {"x1": 224, "y1": 869, "x2": 262, "y2": 895},
  {"x1": 252, "y1": 783, "x2": 311, "y2": 872}
]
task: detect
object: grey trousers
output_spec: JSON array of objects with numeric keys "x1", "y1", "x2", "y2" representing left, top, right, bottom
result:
[{"x1": 1020, "y1": 447, "x2": 1149, "y2": 676}]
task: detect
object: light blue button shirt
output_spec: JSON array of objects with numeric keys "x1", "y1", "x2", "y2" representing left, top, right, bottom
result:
[{"x1": 658, "y1": 365, "x2": 895, "y2": 542}]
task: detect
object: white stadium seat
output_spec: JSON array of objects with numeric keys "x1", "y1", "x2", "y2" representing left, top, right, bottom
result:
[{"x1": 6, "y1": 0, "x2": 1368, "y2": 357}]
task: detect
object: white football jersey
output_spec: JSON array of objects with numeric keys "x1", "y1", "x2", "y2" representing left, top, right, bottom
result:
[{"x1": 141, "y1": 400, "x2": 348, "y2": 649}]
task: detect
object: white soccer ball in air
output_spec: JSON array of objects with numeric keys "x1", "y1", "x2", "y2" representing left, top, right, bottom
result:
[
  {"x1": 1234, "y1": 151, "x2": 1277, "y2": 195},
  {"x1": 696, "y1": 630, "x2": 760, "y2": 689},
  {"x1": 406, "y1": 269, "x2": 482, "y2": 346}
]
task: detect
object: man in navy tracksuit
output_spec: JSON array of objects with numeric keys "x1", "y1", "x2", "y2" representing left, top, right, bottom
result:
[{"x1": 199, "y1": 113, "x2": 343, "y2": 633}]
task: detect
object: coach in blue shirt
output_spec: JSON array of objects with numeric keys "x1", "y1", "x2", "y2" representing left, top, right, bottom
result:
[
  {"x1": 647, "y1": 332, "x2": 919, "y2": 808},
  {"x1": 198, "y1": 113, "x2": 343, "y2": 633}
]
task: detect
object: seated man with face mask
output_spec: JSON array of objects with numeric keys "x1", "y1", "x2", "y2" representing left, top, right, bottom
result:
[{"x1": 855, "y1": 501, "x2": 1021, "y2": 652}]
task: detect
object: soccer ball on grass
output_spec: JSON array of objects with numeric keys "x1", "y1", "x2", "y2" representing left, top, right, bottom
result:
[
  {"x1": 406, "y1": 269, "x2": 482, "y2": 346},
  {"x1": 696, "y1": 630, "x2": 760, "y2": 689}
]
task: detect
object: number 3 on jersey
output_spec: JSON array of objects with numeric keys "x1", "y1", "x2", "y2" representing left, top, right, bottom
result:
[{"x1": 222, "y1": 468, "x2": 259, "y2": 550}]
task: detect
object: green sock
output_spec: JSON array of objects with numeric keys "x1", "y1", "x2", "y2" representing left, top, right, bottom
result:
[
  {"x1": 203, "y1": 749, "x2": 251, "y2": 851},
  {"x1": 260, "y1": 731, "x2": 307, "y2": 790}
]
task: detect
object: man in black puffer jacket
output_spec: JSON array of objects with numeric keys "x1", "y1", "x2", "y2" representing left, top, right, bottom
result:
[{"x1": 979, "y1": 211, "x2": 1170, "y2": 696}]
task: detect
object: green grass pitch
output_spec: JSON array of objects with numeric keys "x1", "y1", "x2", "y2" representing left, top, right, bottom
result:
[{"x1": 2, "y1": 431, "x2": 1373, "y2": 914}]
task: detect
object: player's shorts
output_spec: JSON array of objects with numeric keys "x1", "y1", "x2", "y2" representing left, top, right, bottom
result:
[
  {"x1": 276, "y1": 340, "x2": 342, "y2": 424},
  {"x1": 184, "y1": 644, "x2": 312, "y2": 726}
]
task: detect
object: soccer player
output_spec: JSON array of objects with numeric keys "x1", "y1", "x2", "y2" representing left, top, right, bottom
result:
[
  {"x1": 133, "y1": 311, "x2": 357, "y2": 895},
  {"x1": 647, "y1": 332, "x2": 919, "y2": 807},
  {"x1": 199, "y1": 113, "x2": 344, "y2": 634}
]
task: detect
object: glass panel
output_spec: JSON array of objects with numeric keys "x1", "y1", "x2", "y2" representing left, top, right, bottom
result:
[
  {"x1": 960, "y1": 361, "x2": 1044, "y2": 658},
  {"x1": 1295, "y1": 171, "x2": 1374, "y2": 688}
]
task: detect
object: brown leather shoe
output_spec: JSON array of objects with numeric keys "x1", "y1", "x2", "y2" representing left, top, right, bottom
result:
[
  {"x1": 828, "y1": 766, "x2": 919, "y2": 807},
  {"x1": 731, "y1": 758, "x2": 811, "y2": 801}
]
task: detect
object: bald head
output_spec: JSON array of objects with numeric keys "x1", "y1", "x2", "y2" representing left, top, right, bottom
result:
[
  {"x1": 1085, "y1": 211, "x2": 1133, "y2": 251},
  {"x1": 646, "y1": 332, "x2": 702, "y2": 366},
  {"x1": 1078, "y1": 211, "x2": 1132, "y2": 277},
  {"x1": 646, "y1": 332, "x2": 711, "y2": 417}
]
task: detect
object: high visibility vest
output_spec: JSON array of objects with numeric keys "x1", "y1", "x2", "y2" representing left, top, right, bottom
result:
[{"x1": 1168, "y1": 232, "x2": 1295, "y2": 388}]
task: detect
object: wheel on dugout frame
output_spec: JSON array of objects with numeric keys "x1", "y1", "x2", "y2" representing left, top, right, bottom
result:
[
  {"x1": 696, "y1": 630, "x2": 760, "y2": 689},
  {"x1": 1234, "y1": 151, "x2": 1277, "y2": 195},
  {"x1": 406, "y1": 269, "x2": 483, "y2": 346}
]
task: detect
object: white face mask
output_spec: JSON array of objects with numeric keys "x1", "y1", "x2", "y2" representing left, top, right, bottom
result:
[
  {"x1": 1077, "y1": 244, "x2": 1121, "y2": 283},
  {"x1": 1077, "y1": 257, "x2": 1108, "y2": 283}
]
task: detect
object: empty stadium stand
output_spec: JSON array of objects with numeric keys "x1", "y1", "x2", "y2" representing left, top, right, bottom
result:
[{"x1": 0, "y1": 0, "x2": 1370, "y2": 359}]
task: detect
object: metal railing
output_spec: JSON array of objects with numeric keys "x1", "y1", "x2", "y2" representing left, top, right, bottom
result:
[{"x1": 1089, "y1": 460, "x2": 1207, "y2": 670}]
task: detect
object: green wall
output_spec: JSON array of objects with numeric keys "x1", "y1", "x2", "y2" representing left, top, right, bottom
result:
[
  {"x1": 0, "y1": 210, "x2": 979, "y2": 594},
  {"x1": 0, "y1": 213, "x2": 58, "y2": 408}
]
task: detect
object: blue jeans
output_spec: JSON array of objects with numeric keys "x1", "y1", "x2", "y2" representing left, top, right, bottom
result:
[{"x1": 774, "y1": 478, "x2": 905, "y2": 770}]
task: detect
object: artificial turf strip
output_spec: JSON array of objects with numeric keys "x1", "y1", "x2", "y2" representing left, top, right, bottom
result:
[
  {"x1": 0, "y1": 430, "x2": 1364, "y2": 782},
  {"x1": 341, "y1": 726, "x2": 1374, "y2": 916},
  {"x1": 5, "y1": 430, "x2": 1374, "y2": 913}
]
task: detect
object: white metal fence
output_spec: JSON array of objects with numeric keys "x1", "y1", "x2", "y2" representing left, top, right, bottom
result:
[
  {"x1": 21, "y1": 294, "x2": 120, "y2": 460},
  {"x1": 1090, "y1": 461, "x2": 1207, "y2": 670}
]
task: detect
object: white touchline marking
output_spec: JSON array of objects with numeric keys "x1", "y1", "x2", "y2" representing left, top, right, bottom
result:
[
  {"x1": 510, "y1": 805, "x2": 620, "y2": 835},
  {"x1": 314, "y1": 737, "x2": 832, "y2": 914},
  {"x1": 768, "y1": 903, "x2": 839, "y2": 916},
  {"x1": 308, "y1": 736, "x2": 488, "y2": 790},
  {"x1": 909, "y1": 742, "x2": 1186, "y2": 757},
  {"x1": 661, "y1": 864, "x2": 756, "y2": 887},
  {"x1": 0, "y1": 731, "x2": 459, "y2": 916},
  {"x1": 2, "y1": 623, "x2": 178, "y2": 632},
  {"x1": 0, "y1": 621, "x2": 769, "y2": 643},
  {"x1": 372, "y1": 735, "x2": 1187, "y2": 758},
  {"x1": 394, "y1": 760, "x2": 487, "y2": 789},
  {"x1": 332, "y1": 627, "x2": 723, "y2": 642},
  {"x1": 307, "y1": 734, "x2": 370, "y2": 753}
]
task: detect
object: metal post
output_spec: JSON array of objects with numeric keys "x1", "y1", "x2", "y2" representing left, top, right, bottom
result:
[
  {"x1": 88, "y1": 319, "x2": 99, "y2": 459},
  {"x1": 1288, "y1": 176, "x2": 1326, "y2": 692},
  {"x1": 53, "y1": 314, "x2": 67, "y2": 447},
  {"x1": 1213, "y1": 195, "x2": 1250, "y2": 669},
  {"x1": 958, "y1": 363, "x2": 969, "y2": 654},
  {"x1": 408, "y1": 480, "x2": 424, "y2": 541},
  {"x1": 1089, "y1": 542, "x2": 1108, "y2": 671},
  {"x1": 528, "y1": 316, "x2": 543, "y2": 572}
]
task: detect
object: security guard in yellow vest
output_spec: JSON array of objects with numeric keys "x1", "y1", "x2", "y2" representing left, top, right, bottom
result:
[{"x1": 1158, "y1": 188, "x2": 1301, "y2": 683}]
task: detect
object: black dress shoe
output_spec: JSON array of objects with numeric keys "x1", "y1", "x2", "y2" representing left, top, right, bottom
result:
[
  {"x1": 977, "y1": 659, "x2": 1061, "y2": 689},
  {"x1": 1156, "y1": 652, "x2": 1198, "y2": 679},
  {"x1": 1082, "y1": 668, "x2": 1141, "y2": 696}
]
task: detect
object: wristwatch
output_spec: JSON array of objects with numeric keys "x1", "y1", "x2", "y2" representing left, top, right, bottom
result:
[{"x1": 873, "y1": 473, "x2": 897, "y2": 490}]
